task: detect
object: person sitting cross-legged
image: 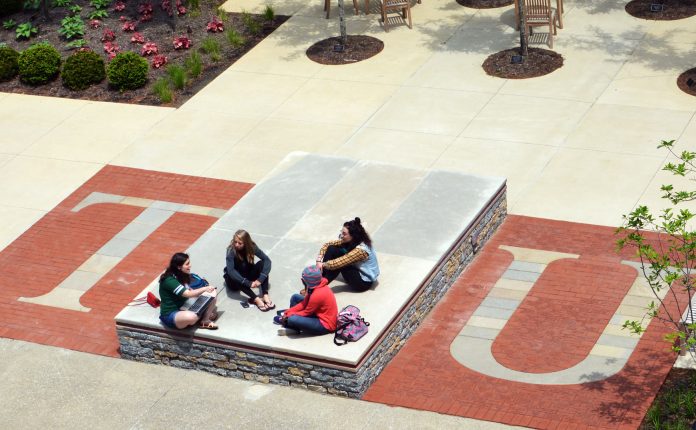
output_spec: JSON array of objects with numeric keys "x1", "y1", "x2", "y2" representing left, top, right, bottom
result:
[{"x1": 275, "y1": 265, "x2": 337, "y2": 335}]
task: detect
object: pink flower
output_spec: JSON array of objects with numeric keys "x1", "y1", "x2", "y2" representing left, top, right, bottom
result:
[
  {"x1": 103, "y1": 41, "x2": 120, "y2": 56},
  {"x1": 130, "y1": 32, "x2": 145, "y2": 43},
  {"x1": 152, "y1": 55, "x2": 168, "y2": 68},
  {"x1": 206, "y1": 16, "x2": 224, "y2": 33},
  {"x1": 114, "y1": 1, "x2": 126, "y2": 11},
  {"x1": 173, "y1": 36, "x2": 190, "y2": 50},
  {"x1": 138, "y1": 2, "x2": 153, "y2": 13},
  {"x1": 122, "y1": 21, "x2": 137, "y2": 32},
  {"x1": 141, "y1": 41, "x2": 158, "y2": 56},
  {"x1": 101, "y1": 28, "x2": 116, "y2": 42},
  {"x1": 89, "y1": 19, "x2": 101, "y2": 29}
]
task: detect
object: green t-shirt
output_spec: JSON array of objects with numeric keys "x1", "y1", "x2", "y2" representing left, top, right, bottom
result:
[{"x1": 159, "y1": 275, "x2": 188, "y2": 316}]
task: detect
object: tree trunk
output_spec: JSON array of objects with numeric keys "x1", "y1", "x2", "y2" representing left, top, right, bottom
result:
[
  {"x1": 518, "y1": 0, "x2": 528, "y2": 56},
  {"x1": 338, "y1": 0, "x2": 347, "y2": 46},
  {"x1": 41, "y1": 0, "x2": 50, "y2": 21}
]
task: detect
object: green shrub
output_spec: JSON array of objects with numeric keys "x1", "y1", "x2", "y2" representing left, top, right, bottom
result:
[
  {"x1": 107, "y1": 51, "x2": 148, "y2": 90},
  {"x1": 0, "y1": 0, "x2": 23, "y2": 17},
  {"x1": 183, "y1": 50, "x2": 202, "y2": 78},
  {"x1": 166, "y1": 64, "x2": 186, "y2": 90},
  {"x1": 263, "y1": 4, "x2": 274, "y2": 21},
  {"x1": 18, "y1": 43, "x2": 61, "y2": 85},
  {"x1": 201, "y1": 37, "x2": 220, "y2": 61},
  {"x1": 152, "y1": 77, "x2": 172, "y2": 103},
  {"x1": 53, "y1": 0, "x2": 72, "y2": 6},
  {"x1": 225, "y1": 28, "x2": 245, "y2": 48},
  {"x1": 15, "y1": 22, "x2": 38, "y2": 40},
  {"x1": 0, "y1": 46, "x2": 20, "y2": 81},
  {"x1": 59, "y1": 15, "x2": 85, "y2": 39},
  {"x1": 241, "y1": 11, "x2": 260, "y2": 35},
  {"x1": 61, "y1": 49, "x2": 105, "y2": 90}
]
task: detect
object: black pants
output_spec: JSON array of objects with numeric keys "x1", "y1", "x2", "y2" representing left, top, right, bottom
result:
[
  {"x1": 225, "y1": 261, "x2": 269, "y2": 301},
  {"x1": 321, "y1": 245, "x2": 372, "y2": 292}
]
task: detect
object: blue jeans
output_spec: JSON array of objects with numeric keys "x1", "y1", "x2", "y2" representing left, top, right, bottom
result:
[{"x1": 285, "y1": 293, "x2": 330, "y2": 335}]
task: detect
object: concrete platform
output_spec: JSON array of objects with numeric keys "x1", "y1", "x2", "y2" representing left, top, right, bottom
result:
[{"x1": 116, "y1": 153, "x2": 506, "y2": 395}]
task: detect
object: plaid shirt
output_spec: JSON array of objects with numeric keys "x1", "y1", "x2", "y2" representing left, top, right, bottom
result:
[{"x1": 317, "y1": 240, "x2": 369, "y2": 270}]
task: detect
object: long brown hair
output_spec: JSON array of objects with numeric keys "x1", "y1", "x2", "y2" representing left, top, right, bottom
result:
[
  {"x1": 160, "y1": 252, "x2": 191, "y2": 285},
  {"x1": 228, "y1": 229, "x2": 255, "y2": 264}
]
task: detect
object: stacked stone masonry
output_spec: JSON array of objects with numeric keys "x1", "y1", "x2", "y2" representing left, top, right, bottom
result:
[{"x1": 117, "y1": 188, "x2": 507, "y2": 398}]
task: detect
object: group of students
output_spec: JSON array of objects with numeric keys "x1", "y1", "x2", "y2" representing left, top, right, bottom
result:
[{"x1": 158, "y1": 217, "x2": 379, "y2": 335}]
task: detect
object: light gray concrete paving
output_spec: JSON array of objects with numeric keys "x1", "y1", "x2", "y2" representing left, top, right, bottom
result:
[{"x1": 0, "y1": 338, "x2": 522, "y2": 430}]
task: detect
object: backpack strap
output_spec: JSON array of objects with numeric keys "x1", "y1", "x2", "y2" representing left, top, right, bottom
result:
[{"x1": 333, "y1": 321, "x2": 351, "y2": 346}]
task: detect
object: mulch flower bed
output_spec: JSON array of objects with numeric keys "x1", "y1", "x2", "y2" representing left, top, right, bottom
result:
[
  {"x1": 306, "y1": 35, "x2": 384, "y2": 65},
  {"x1": 482, "y1": 47, "x2": 563, "y2": 79},
  {"x1": 625, "y1": 0, "x2": 696, "y2": 20},
  {"x1": 0, "y1": 1, "x2": 288, "y2": 107}
]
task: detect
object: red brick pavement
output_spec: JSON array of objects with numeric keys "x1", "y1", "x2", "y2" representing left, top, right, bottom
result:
[
  {"x1": 363, "y1": 215, "x2": 683, "y2": 430},
  {"x1": 0, "y1": 166, "x2": 252, "y2": 357}
]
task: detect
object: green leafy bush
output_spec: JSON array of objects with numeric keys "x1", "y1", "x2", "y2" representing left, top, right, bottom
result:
[
  {"x1": 15, "y1": 22, "x2": 38, "y2": 40},
  {"x1": 59, "y1": 15, "x2": 85, "y2": 39},
  {"x1": 107, "y1": 51, "x2": 148, "y2": 90},
  {"x1": 3, "y1": 19, "x2": 16, "y2": 30},
  {"x1": 23, "y1": 0, "x2": 40, "y2": 10},
  {"x1": 0, "y1": 0, "x2": 23, "y2": 17},
  {"x1": 66, "y1": 39, "x2": 88, "y2": 49},
  {"x1": 88, "y1": 9, "x2": 107, "y2": 19},
  {"x1": 0, "y1": 46, "x2": 20, "y2": 81},
  {"x1": 152, "y1": 77, "x2": 172, "y2": 103},
  {"x1": 53, "y1": 0, "x2": 72, "y2": 6},
  {"x1": 61, "y1": 49, "x2": 105, "y2": 90},
  {"x1": 18, "y1": 43, "x2": 61, "y2": 85},
  {"x1": 90, "y1": 0, "x2": 110, "y2": 9},
  {"x1": 183, "y1": 50, "x2": 202, "y2": 78}
]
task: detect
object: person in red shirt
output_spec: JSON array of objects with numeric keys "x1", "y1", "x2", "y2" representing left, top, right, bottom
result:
[{"x1": 276, "y1": 265, "x2": 337, "y2": 335}]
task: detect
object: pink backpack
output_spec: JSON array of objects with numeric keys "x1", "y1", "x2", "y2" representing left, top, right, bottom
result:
[{"x1": 334, "y1": 305, "x2": 370, "y2": 346}]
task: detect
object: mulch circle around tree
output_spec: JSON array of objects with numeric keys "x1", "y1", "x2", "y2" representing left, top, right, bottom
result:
[
  {"x1": 482, "y1": 47, "x2": 563, "y2": 79},
  {"x1": 625, "y1": 0, "x2": 696, "y2": 20},
  {"x1": 456, "y1": 0, "x2": 514, "y2": 9},
  {"x1": 677, "y1": 67, "x2": 696, "y2": 96},
  {"x1": 306, "y1": 35, "x2": 384, "y2": 65}
]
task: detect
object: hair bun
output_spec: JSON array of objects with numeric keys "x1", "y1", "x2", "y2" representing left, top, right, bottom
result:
[{"x1": 354, "y1": 217, "x2": 361, "y2": 224}]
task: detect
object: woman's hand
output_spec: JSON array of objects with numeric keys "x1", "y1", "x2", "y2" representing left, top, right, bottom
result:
[
  {"x1": 251, "y1": 280, "x2": 261, "y2": 289},
  {"x1": 315, "y1": 261, "x2": 323, "y2": 270}
]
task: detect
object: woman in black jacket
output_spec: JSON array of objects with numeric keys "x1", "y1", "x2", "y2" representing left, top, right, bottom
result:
[{"x1": 224, "y1": 229, "x2": 274, "y2": 311}]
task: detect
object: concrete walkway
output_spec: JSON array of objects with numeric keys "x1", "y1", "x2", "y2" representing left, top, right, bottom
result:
[{"x1": 3, "y1": 0, "x2": 696, "y2": 426}]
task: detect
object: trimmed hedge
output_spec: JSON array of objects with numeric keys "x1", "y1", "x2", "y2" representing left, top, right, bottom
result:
[
  {"x1": 62, "y1": 49, "x2": 106, "y2": 91},
  {"x1": 18, "y1": 43, "x2": 61, "y2": 85},
  {"x1": 0, "y1": 46, "x2": 20, "y2": 82},
  {"x1": 107, "y1": 51, "x2": 148, "y2": 90}
]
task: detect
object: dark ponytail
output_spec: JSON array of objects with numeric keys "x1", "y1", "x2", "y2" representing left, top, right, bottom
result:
[{"x1": 160, "y1": 252, "x2": 191, "y2": 285}]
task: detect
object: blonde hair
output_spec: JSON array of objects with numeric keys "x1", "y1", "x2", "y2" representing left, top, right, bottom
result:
[{"x1": 228, "y1": 229, "x2": 255, "y2": 264}]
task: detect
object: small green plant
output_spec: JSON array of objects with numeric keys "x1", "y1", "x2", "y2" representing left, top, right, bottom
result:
[
  {"x1": 188, "y1": 0, "x2": 199, "y2": 10},
  {"x1": 15, "y1": 22, "x2": 38, "y2": 40},
  {"x1": 23, "y1": 0, "x2": 40, "y2": 10},
  {"x1": 225, "y1": 28, "x2": 245, "y2": 47},
  {"x1": 647, "y1": 404, "x2": 661, "y2": 430},
  {"x1": 152, "y1": 77, "x2": 173, "y2": 103},
  {"x1": 53, "y1": 0, "x2": 72, "y2": 6},
  {"x1": 3, "y1": 19, "x2": 16, "y2": 30},
  {"x1": 183, "y1": 50, "x2": 202, "y2": 78},
  {"x1": 59, "y1": 15, "x2": 85, "y2": 39},
  {"x1": 88, "y1": 9, "x2": 108, "y2": 19},
  {"x1": 215, "y1": 6, "x2": 228, "y2": 22},
  {"x1": 65, "y1": 38, "x2": 88, "y2": 49},
  {"x1": 262, "y1": 4, "x2": 274, "y2": 21},
  {"x1": 68, "y1": 4, "x2": 81, "y2": 14},
  {"x1": 0, "y1": 46, "x2": 20, "y2": 81},
  {"x1": 166, "y1": 64, "x2": 186, "y2": 90},
  {"x1": 107, "y1": 51, "x2": 148, "y2": 90},
  {"x1": 61, "y1": 49, "x2": 105, "y2": 90},
  {"x1": 18, "y1": 42, "x2": 61, "y2": 85},
  {"x1": 90, "y1": 0, "x2": 111, "y2": 9},
  {"x1": 200, "y1": 36, "x2": 220, "y2": 61},
  {"x1": 241, "y1": 11, "x2": 260, "y2": 35}
]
